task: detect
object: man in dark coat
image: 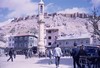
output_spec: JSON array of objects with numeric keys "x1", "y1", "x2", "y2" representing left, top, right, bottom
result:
[
  {"x1": 79, "y1": 45, "x2": 87, "y2": 56},
  {"x1": 97, "y1": 46, "x2": 100, "y2": 67},
  {"x1": 7, "y1": 48, "x2": 14, "y2": 62},
  {"x1": 78, "y1": 45, "x2": 87, "y2": 68},
  {"x1": 71, "y1": 43, "x2": 81, "y2": 68}
]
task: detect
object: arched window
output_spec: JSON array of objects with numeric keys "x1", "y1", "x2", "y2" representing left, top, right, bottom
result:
[{"x1": 40, "y1": 5, "x2": 43, "y2": 13}]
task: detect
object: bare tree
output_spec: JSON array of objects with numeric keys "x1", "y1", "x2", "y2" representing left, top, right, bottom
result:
[{"x1": 86, "y1": 8, "x2": 100, "y2": 41}]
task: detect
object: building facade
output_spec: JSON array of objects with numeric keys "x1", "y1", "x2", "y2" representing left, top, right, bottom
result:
[
  {"x1": 0, "y1": 42, "x2": 6, "y2": 56},
  {"x1": 14, "y1": 35, "x2": 38, "y2": 50},
  {"x1": 46, "y1": 28, "x2": 91, "y2": 48},
  {"x1": 46, "y1": 28, "x2": 59, "y2": 47},
  {"x1": 6, "y1": 35, "x2": 38, "y2": 51},
  {"x1": 45, "y1": 28, "x2": 91, "y2": 56}
]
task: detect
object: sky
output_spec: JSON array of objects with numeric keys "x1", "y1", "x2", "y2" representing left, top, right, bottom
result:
[{"x1": 0, "y1": 0, "x2": 100, "y2": 22}]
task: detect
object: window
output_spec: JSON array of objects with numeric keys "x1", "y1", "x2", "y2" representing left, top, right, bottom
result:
[
  {"x1": 66, "y1": 42, "x2": 68, "y2": 44},
  {"x1": 40, "y1": 5, "x2": 43, "y2": 13},
  {"x1": 86, "y1": 40, "x2": 89, "y2": 43},
  {"x1": 48, "y1": 30, "x2": 51, "y2": 33},
  {"x1": 9, "y1": 38, "x2": 11, "y2": 41},
  {"x1": 25, "y1": 37, "x2": 28, "y2": 40},
  {"x1": 81, "y1": 41, "x2": 83, "y2": 44},
  {"x1": 59, "y1": 42, "x2": 61, "y2": 45},
  {"x1": 9, "y1": 43, "x2": 11, "y2": 46},
  {"x1": 48, "y1": 36, "x2": 51, "y2": 39},
  {"x1": 15, "y1": 37, "x2": 18, "y2": 40},
  {"x1": 20, "y1": 37, "x2": 23, "y2": 40},
  {"x1": 48, "y1": 42, "x2": 51, "y2": 45},
  {"x1": 24, "y1": 43, "x2": 27, "y2": 47},
  {"x1": 20, "y1": 43, "x2": 23, "y2": 47},
  {"x1": 55, "y1": 42, "x2": 56, "y2": 44}
]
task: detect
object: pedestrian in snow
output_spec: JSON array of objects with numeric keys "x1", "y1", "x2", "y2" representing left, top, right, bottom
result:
[
  {"x1": 13, "y1": 50, "x2": 17, "y2": 59},
  {"x1": 97, "y1": 46, "x2": 100, "y2": 67},
  {"x1": 7, "y1": 48, "x2": 14, "y2": 62},
  {"x1": 48, "y1": 48, "x2": 53, "y2": 64},
  {"x1": 24, "y1": 49, "x2": 28, "y2": 59},
  {"x1": 78, "y1": 45, "x2": 87, "y2": 68},
  {"x1": 71, "y1": 42, "x2": 81, "y2": 68},
  {"x1": 54, "y1": 45, "x2": 62, "y2": 68}
]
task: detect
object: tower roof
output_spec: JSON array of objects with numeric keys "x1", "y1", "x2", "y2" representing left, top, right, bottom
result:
[{"x1": 39, "y1": 0, "x2": 44, "y2": 4}]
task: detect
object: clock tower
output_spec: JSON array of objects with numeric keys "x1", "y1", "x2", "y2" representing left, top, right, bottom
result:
[{"x1": 38, "y1": 0, "x2": 45, "y2": 56}]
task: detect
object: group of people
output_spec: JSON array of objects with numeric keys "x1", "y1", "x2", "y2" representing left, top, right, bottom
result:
[
  {"x1": 71, "y1": 44, "x2": 86, "y2": 68},
  {"x1": 6, "y1": 44, "x2": 100, "y2": 68},
  {"x1": 47, "y1": 44, "x2": 86, "y2": 68},
  {"x1": 47, "y1": 43, "x2": 100, "y2": 68},
  {"x1": 46, "y1": 44, "x2": 63, "y2": 68},
  {"x1": 71, "y1": 43, "x2": 100, "y2": 68},
  {"x1": 24, "y1": 49, "x2": 33, "y2": 59}
]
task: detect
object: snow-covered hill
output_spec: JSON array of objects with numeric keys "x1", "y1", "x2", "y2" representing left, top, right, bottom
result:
[{"x1": 0, "y1": 13, "x2": 100, "y2": 40}]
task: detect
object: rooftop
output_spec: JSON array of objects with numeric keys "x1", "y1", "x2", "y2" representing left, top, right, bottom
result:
[{"x1": 57, "y1": 34, "x2": 91, "y2": 40}]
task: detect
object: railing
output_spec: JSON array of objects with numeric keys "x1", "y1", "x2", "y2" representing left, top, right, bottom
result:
[{"x1": 79, "y1": 56, "x2": 100, "y2": 68}]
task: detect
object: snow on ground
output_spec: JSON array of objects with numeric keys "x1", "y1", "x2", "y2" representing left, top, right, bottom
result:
[{"x1": 0, "y1": 55, "x2": 73, "y2": 68}]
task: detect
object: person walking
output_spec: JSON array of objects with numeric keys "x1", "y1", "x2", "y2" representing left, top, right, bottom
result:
[
  {"x1": 96, "y1": 46, "x2": 100, "y2": 68},
  {"x1": 71, "y1": 42, "x2": 81, "y2": 68},
  {"x1": 78, "y1": 45, "x2": 87, "y2": 68},
  {"x1": 7, "y1": 48, "x2": 14, "y2": 62},
  {"x1": 13, "y1": 50, "x2": 17, "y2": 59},
  {"x1": 48, "y1": 48, "x2": 53, "y2": 64},
  {"x1": 54, "y1": 44, "x2": 62, "y2": 68},
  {"x1": 24, "y1": 49, "x2": 28, "y2": 59}
]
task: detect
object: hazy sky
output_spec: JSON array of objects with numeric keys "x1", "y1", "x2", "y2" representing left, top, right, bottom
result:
[{"x1": 0, "y1": 0, "x2": 100, "y2": 22}]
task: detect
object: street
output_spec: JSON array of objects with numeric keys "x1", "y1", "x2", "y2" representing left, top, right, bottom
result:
[{"x1": 0, "y1": 55, "x2": 73, "y2": 68}]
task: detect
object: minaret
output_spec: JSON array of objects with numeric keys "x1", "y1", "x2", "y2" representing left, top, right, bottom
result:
[{"x1": 38, "y1": 0, "x2": 45, "y2": 55}]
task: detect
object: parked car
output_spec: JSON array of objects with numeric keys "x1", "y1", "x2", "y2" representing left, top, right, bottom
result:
[{"x1": 85, "y1": 46, "x2": 98, "y2": 56}]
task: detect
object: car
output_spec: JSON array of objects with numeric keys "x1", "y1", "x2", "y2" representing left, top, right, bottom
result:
[{"x1": 85, "y1": 46, "x2": 98, "y2": 56}]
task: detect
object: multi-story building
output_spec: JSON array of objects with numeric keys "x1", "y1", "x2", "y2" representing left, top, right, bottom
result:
[
  {"x1": 0, "y1": 41, "x2": 6, "y2": 56},
  {"x1": 14, "y1": 35, "x2": 38, "y2": 50},
  {"x1": 54, "y1": 36, "x2": 90, "y2": 47},
  {"x1": 6, "y1": 34, "x2": 38, "y2": 52},
  {"x1": 46, "y1": 28, "x2": 91, "y2": 55},
  {"x1": 46, "y1": 28, "x2": 59, "y2": 48},
  {"x1": 46, "y1": 28, "x2": 90, "y2": 47}
]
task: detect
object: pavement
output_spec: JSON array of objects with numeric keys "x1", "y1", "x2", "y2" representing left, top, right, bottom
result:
[{"x1": 0, "y1": 55, "x2": 73, "y2": 68}]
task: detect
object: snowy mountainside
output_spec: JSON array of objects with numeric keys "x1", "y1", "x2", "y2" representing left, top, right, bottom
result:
[{"x1": 0, "y1": 13, "x2": 99, "y2": 38}]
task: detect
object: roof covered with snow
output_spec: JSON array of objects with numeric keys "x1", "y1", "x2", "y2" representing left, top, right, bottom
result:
[{"x1": 57, "y1": 34, "x2": 91, "y2": 40}]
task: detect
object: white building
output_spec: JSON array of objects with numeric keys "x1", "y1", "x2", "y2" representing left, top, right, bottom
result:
[
  {"x1": 5, "y1": 35, "x2": 14, "y2": 48},
  {"x1": 55, "y1": 36, "x2": 90, "y2": 47},
  {"x1": 5, "y1": 34, "x2": 38, "y2": 51},
  {"x1": 46, "y1": 27, "x2": 59, "y2": 47},
  {"x1": 0, "y1": 41, "x2": 6, "y2": 56},
  {"x1": 46, "y1": 28, "x2": 91, "y2": 48}
]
